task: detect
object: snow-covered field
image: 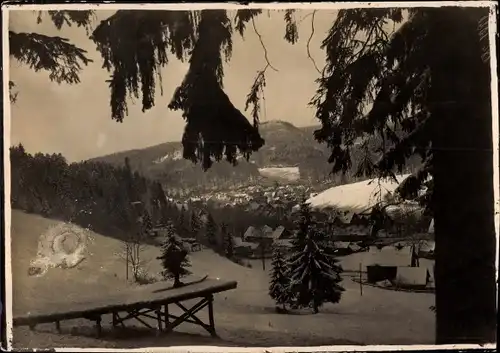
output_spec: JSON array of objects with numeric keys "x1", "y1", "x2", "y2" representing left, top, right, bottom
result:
[
  {"x1": 258, "y1": 167, "x2": 300, "y2": 182},
  {"x1": 10, "y1": 210, "x2": 435, "y2": 349},
  {"x1": 153, "y1": 150, "x2": 183, "y2": 164}
]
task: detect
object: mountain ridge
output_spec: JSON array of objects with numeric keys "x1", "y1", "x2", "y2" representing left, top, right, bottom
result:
[{"x1": 89, "y1": 120, "x2": 421, "y2": 191}]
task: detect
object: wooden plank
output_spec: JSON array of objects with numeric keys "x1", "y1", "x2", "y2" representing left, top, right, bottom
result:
[{"x1": 13, "y1": 279, "x2": 237, "y2": 327}]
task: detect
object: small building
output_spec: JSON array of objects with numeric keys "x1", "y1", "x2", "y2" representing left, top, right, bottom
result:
[
  {"x1": 393, "y1": 266, "x2": 430, "y2": 290},
  {"x1": 273, "y1": 239, "x2": 293, "y2": 252},
  {"x1": 183, "y1": 238, "x2": 202, "y2": 252},
  {"x1": 243, "y1": 226, "x2": 261, "y2": 242},
  {"x1": 233, "y1": 236, "x2": 259, "y2": 258},
  {"x1": 271, "y1": 226, "x2": 292, "y2": 240},
  {"x1": 333, "y1": 241, "x2": 353, "y2": 256},
  {"x1": 243, "y1": 225, "x2": 274, "y2": 248}
]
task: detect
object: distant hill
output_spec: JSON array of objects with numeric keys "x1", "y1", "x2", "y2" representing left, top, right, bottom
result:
[{"x1": 90, "y1": 120, "x2": 421, "y2": 190}]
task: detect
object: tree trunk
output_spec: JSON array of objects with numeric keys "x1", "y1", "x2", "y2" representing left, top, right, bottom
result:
[
  {"x1": 313, "y1": 304, "x2": 319, "y2": 314},
  {"x1": 429, "y1": 9, "x2": 497, "y2": 344},
  {"x1": 173, "y1": 273, "x2": 182, "y2": 288}
]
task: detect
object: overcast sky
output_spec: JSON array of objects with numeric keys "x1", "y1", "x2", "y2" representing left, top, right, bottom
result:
[{"x1": 9, "y1": 8, "x2": 337, "y2": 162}]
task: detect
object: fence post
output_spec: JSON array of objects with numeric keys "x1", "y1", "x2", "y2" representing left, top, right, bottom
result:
[{"x1": 359, "y1": 262, "x2": 363, "y2": 296}]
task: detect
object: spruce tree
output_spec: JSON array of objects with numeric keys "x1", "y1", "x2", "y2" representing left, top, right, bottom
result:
[
  {"x1": 205, "y1": 213, "x2": 217, "y2": 248},
  {"x1": 177, "y1": 206, "x2": 188, "y2": 237},
  {"x1": 269, "y1": 246, "x2": 291, "y2": 311},
  {"x1": 157, "y1": 223, "x2": 191, "y2": 287},
  {"x1": 288, "y1": 201, "x2": 344, "y2": 313},
  {"x1": 190, "y1": 210, "x2": 201, "y2": 238},
  {"x1": 142, "y1": 210, "x2": 153, "y2": 236},
  {"x1": 222, "y1": 224, "x2": 234, "y2": 258}
]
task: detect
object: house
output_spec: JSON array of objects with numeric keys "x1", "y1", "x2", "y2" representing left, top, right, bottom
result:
[
  {"x1": 262, "y1": 225, "x2": 274, "y2": 237},
  {"x1": 273, "y1": 239, "x2": 293, "y2": 252},
  {"x1": 417, "y1": 240, "x2": 435, "y2": 259},
  {"x1": 233, "y1": 236, "x2": 259, "y2": 258},
  {"x1": 243, "y1": 226, "x2": 261, "y2": 242},
  {"x1": 331, "y1": 224, "x2": 371, "y2": 242},
  {"x1": 183, "y1": 238, "x2": 202, "y2": 252},
  {"x1": 271, "y1": 226, "x2": 291, "y2": 240},
  {"x1": 333, "y1": 241, "x2": 352, "y2": 256},
  {"x1": 393, "y1": 266, "x2": 430, "y2": 290},
  {"x1": 350, "y1": 213, "x2": 371, "y2": 226},
  {"x1": 243, "y1": 225, "x2": 275, "y2": 248}
]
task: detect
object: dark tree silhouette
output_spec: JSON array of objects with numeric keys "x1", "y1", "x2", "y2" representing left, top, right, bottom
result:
[
  {"x1": 9, "y1": 10, "x2": 94, "y2": 101},
  {"x1": 309, "y1": 8, "x2": 495, "y2": 343}
]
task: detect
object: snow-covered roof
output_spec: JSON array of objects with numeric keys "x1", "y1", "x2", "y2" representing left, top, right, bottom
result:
[
  {"x1": 243, "y1": 226, "x2": 260, "y2": 239},
  {"x1": 233, "y1": 237, "x2": 259, "y2": 250},
  {"x1": 428, "y1": 219, "x2": 434, "y2": 234},
  {"x1": 271, "y1": 226, "x2": 286, "y2": 240},
  {"x1": 303, "y1": 174, "x2": 412, "y2": 213},
  {"x1": 273, "y1": 239, "x2": 293, "y2": 248}
]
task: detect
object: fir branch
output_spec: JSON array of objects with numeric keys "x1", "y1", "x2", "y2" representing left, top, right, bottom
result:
[
  {"x1": 284, "y1": 9, "x2": 299, "y2": 44},
  {"x1": 306, "y1": 10, "x2": 322, "y2": 75},
  {"x1": 9, "y1": 31, "x2": 92, "y2": 84},
  {"x1": 251, "y1": 17, "x2": 278, "y2": 72}
]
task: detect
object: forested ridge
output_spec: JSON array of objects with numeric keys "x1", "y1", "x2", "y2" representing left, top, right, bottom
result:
[{"x1": 9, "y1": 144, "x2": 293, "y2": 245}]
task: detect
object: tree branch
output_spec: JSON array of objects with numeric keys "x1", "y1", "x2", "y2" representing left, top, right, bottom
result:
[
  {"x1": 306, "y1": 10, "x2": 322, "y2": 75},
  {"x1": 251, "y1": 17, "x2": 278, "y2": 72}
]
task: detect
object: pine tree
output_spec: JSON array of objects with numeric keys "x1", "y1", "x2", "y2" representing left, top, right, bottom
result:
[
  {"x1": 190, "y1": 210, "x2": 201, "y2": 238},
  {"x1": 205, "y1": 213, "x2": 217, "y2": 247},
  {"x1": 157, "y1": 223, "x2": 191, "y2": 287},
  {"x1": 269, "y1": 247, "x2": 291, "y2": 311},
  {"x1": 288, "y1": 201, "x2": 344, "y2": 313},
  {"x1": 142, "y1": 210, "x2": 153, "y2": 236},
  {"x1": 177, "y1": 206, "x2": 188, "y2": 237},
  {"x1": 222, "y1": 224, "x2": 234, "y2": 258}
]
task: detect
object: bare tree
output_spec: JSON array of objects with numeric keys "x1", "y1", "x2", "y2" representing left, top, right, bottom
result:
[{"x1": 115, "y1": 232, "x2": 147, "y2": 283}]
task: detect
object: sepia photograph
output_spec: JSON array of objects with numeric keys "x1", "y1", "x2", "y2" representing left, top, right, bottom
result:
[{"x1": 3, "y1": 2, "x2": 498, "y2": 350}]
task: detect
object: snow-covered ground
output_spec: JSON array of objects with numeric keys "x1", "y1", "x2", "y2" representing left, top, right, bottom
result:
[
  {"x1": 153, "y1": 150, "x2": 183, "y2": 164},
  {"x1": 11, "y1": 210, "x2": 435, "y2": 349},
  {"x1": 305, "y1": 174, "x2": 412, "y2": 212},
  {"x1": 258, "y1": 167, "x2": 300, "y2": 182}
]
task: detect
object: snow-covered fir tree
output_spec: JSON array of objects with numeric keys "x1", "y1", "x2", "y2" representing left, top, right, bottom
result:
[
  {"x1": 157, "y1": 223, "x2": 191, "y2": 287},
  {"x1": 269, "y1": 246, "x2": 291, "y2": 311},
  {"x1": 288, "y1": 201, "x2": 344, "y2": 313}
]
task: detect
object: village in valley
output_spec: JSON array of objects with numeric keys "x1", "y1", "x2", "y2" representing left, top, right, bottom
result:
[{"x1": 7, "y1": 3, "x2": 495, "y2": 350}]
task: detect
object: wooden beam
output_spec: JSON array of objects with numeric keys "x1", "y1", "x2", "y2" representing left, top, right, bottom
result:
[
  {"x1": 156, "y1": 306, "x2": 163, "y2": 335},
  {"x1": 208, "y1": 295, "x2": 216, "y2": 337},
  {"x1": 163, "y1": 297, "x2": 209, "y2": 334},
  {"x1": 95, "y1": 316, "x2": 102, "y2": 338}
]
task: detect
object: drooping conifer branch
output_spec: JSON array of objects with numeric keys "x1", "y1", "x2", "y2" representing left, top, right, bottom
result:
[{"x1": 92, "y1": 10, "x2": 264, "y2": 170}]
